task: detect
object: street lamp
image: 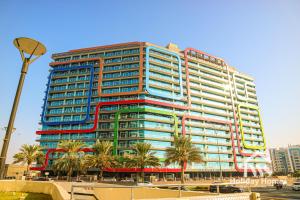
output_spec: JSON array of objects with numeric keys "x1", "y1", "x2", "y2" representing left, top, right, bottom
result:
[
  {"x1": 0, "y1": 127, "x2": 16, "y2": 153},
  {"x1": 213, "y1": 127, "x2": 223, "y2": 180},
  {"x1": 0, "y1": 37, "x2": 46, "y2": 179},
  {"x1": 217, "y1": 140, "x2": 223, "y2": 180}
]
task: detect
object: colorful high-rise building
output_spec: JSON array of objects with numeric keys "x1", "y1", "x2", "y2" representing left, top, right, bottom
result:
[{"x1": 33, "y1": 41, "x2": 269, "y2": 177}]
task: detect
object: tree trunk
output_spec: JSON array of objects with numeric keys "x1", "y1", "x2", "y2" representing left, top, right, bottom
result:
[
  {"x1": 136, "y1": 172, "x2": 139, "y2": 183},
  {"x1": 141, "y1": 167, "x2": 145, "y2": 183},
  {"x1": 68, "y1": 168, "x2": 73, "y2": 182},
  {"x1": 26, "y1": 165, "x2": 30, "y2": 176},
  {"x1": 180, "y1": 162, "x2": 185, "y2": 184},
  {"x1": 77, "y1": 170, "x2": 80, "y2": 181},
  {"x1": 26, "y1": 162, "x2": 31, "y2": 176},
  {"x1": 97, "y1": 171, "x2": 100, "y2": 181},
  {"x1": 57, "y1": 171, "x2": 61, "y2": 180},
  {"x1": 98, "y1": 169, "x2": 104, "y2": 181}
]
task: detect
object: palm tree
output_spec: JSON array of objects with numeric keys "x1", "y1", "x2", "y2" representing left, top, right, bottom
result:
[
  {"x1": 54, "y1": 152, "x2": 88, "y2": 181},
  {"x1": 76, "y1": 153, "x2": 89, "y2": 181},
  {"x1": 53, "y1": 140, "x2": 85, "y2": 181},
  {"x1": 114, "y1": 154, "x2": 132, "y2": 168},
  {"x1": 165, "y1": 135, "x2": 203, "y2": 184},
  {"x1": 84, "y1": 140, "x2": 115, "y2": 181},
  {"x1": 13, "y1": 144, "x2": 44, "y2": 175},
  {"x1": 127, "y1": 142, "x2": 160, "y2": 183}
]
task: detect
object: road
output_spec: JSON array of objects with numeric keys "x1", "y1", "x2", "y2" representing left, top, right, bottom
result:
[{"x1": 253, "y1": 188, "x2": 300, "y2": 200}]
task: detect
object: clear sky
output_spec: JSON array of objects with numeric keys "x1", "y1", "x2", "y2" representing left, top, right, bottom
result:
[{"x1": 0, "y1": 0, "x2": 299, "y2": 163}]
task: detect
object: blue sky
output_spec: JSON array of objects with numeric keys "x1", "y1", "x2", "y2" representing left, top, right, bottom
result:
[{"x1": 0, "y1": 0, "x2": 299, "y2": 163}]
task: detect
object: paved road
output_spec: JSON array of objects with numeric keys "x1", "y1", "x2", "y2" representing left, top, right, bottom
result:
[{"x1": 253, "y1": 188, "x2": 300, "y2": 200}]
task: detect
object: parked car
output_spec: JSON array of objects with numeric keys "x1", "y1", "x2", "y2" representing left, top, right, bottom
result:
[
  {"x1": 292, "y1": 182, "x2": 300, "y2": 191},
  {"x1": 120, "y1": 178, "x2": 135, "y2": 183},
  {"x1": 4, "y1": 176, "x2": 16, "y2": 180},
  {"x1": 209, "y1": 185, "x2": 244, "y2": 193},
  {"x1": 137, "y1": 181, "x2": 153, "y2": 186},
  {"x1": 103, "y1": 177, "x2": 117, "y2": 182},
  {"x1": 32, "y1": 176, "x2": 49, "y2": 181}
]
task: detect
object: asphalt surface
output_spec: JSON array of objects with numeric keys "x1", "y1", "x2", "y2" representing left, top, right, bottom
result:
[{"x1": 253, "y1": 188, "x2": 300, "y2": 200}]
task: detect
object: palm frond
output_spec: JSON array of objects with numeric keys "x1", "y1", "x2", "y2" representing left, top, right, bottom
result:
[
  {"x1": 83, "y1": 140, "x2": 114, "y2": 170},
  {"x1": 13, "y1": 144, "x2": 44, "y2": 166},
  {"x1": 165, "y1": 135, "x2": 203, "y2": 166},
  {"x1": 127, "y1": 142, "x2": 160, "y2": 169}
]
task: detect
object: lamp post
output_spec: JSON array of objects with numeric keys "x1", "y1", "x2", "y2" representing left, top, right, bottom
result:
[
  {"x1": 217, "y1": 141, "x2": 223, "y2": 180},
  {"x1": 0, "y1": 127, "x2": 16, "y2": 153},
  {"x1": 0, "y1": 37, "x2": 46, "y2": 179}
]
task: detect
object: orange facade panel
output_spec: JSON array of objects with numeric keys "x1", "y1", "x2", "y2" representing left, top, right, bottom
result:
[{"x1": 97, "y1": 44, "x2": 145, "y2": 97}]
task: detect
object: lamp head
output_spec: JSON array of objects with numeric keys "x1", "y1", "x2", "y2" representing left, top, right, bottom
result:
[{"x1": 13, "y1": 37, "x2": 46, "y2": 57}]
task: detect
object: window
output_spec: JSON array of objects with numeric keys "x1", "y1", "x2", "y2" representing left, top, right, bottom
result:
[
  {"x1": 63, "y1": 116, "x2": 72, "y2": 121},
  {"x1": 65, "y1": 99, "x2": 73, "y2": 105},
  {"x1": 74, "y1": 107, "x2": 81, "y2": 113},
  {"x1": 73, "y1": 115, "x2": 81, "y2": 121},
  {"x1": 76, "y1": 91, "x2": 84, "y2": 96},
  {"x1": 66, "y1": 92, "x2": 74, "y2": 97}
]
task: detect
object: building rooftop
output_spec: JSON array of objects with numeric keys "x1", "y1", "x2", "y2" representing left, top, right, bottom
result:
[{"x1": 50, "y1": 41, "x2": 254, "y2": 80}]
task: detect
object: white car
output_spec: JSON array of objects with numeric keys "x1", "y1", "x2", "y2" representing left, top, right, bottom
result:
[
  {"x1": 137, "y1": 181, "x2": 153, "y2": 186},
  {"x1": 292, "y1": 182, "x2": 300, "y2": 191}
]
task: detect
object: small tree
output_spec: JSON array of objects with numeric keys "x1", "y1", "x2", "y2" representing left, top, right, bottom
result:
[
  {"x1": 165, "y1": 135, "x2": 203, "y2": 184},
  {"x1": 293, "y1": 170, "x2": 300, "y2": 177},
  {"x1": 53, "y1": 140, "x2": 85, "y2": 181},
  {"x1": 127, "y1": 142, "x2": 160, "y2": 183},
  {"x1": 84, "y1": 140, "x2": 115, "y2": 181},
  {"x1": 13, "y1": 144, "x2": 44, "y2": 175}
]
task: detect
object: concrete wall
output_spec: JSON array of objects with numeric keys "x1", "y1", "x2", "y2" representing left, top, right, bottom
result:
[
  {"x1": 140, "y1": 193, "x2": 254, "y2": 200},
  {"x1": 94, "y1": 187, "x2": 260, "y2": 200},
  {"x1": 4, "y1": 164, "x2": 27, "y2": 178},
  {"x1": 94, "y1": 187, "x2": 253, "y2": 200},
  {"x1": 0, "y1": 180, "x2": 69, "y2": 200}
]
